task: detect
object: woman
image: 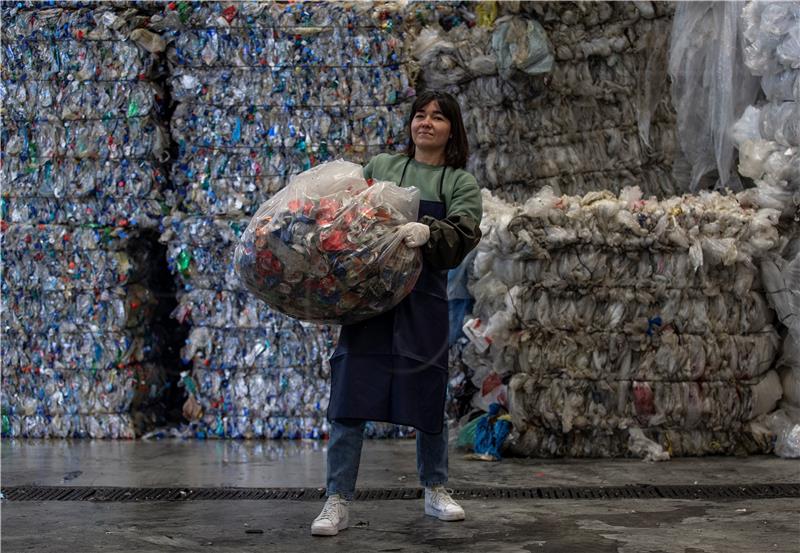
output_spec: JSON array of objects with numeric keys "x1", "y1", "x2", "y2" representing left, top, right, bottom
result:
[{"x1": 311, "y1": 90, "x2": 483, "y2": 536}]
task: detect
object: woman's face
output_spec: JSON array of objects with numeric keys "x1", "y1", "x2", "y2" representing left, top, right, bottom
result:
[{"x1": 410, "y1": 100, "x2": 451, "y2": 152}]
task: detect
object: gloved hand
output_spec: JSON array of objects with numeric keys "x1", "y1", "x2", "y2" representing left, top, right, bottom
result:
[{"x1": 399, "y1": 222, "x2": 430, "y2": 248}]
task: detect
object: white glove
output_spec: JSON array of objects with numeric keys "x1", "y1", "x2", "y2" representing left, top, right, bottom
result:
[{"x1": 400, "y1": 222, "x2": 430, "y2": 248}]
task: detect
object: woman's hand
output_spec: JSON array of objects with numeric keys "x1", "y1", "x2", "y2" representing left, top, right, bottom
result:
[{"x1": 399, "y1": 222, "x2": 430, "y2": 248}]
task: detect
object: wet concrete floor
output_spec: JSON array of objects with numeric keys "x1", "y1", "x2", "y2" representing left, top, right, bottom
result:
[{"x1": 2, "y1": 439, "x2": 799, "y2": 552}]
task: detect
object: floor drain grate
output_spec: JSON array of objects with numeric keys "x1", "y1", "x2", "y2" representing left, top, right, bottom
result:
[{"x1": 2, "y1": 483, "x2": 799, "y2": 502}]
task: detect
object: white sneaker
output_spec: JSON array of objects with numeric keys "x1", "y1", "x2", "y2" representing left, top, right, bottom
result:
[
  {"x1": 424, "y1": 486, "x2": 465, "y2": 521},
  {"x1": 311, "y1": 494, "x2": 350, "y2": 536}
]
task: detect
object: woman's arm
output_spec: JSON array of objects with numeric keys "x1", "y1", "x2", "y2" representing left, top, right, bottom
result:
[{"x1": 420, "y1": 174, "x2": 482, "y2": 271}]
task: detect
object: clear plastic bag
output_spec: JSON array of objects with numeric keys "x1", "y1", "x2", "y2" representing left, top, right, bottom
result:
[{"x1": 234, "y1": 160, "x2": 422, "y2": 324}]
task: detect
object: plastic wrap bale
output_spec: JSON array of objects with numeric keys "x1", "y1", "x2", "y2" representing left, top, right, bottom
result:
[
  {"x1": 733, "y1": 2, "x2": 800, "y2": 219},
  {"x1": 505, "y1": 425, "x2": 767, "y2": 459},
  {"x1": 669, "y1": 1, "x2": 761, "y2": 191},
  {"x1": 488, "y1": 328, "x2": 780, "y2": 382},
  {"x1": 465, "y1": 188, "x2": 785, "y2": 457},
  {"x1": 409, "y1": 3, "x2": 680, "y2": 199},
  {"x1": 234, "y1": 160, "x2": 422, "y2": 324},
  {"x1": 507, "y1": 372, "x2": 782, "y2": 434}
]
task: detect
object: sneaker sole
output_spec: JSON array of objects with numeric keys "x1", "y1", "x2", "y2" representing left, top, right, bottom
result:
[
  {"x1": 311, "y1": 526, "x2": 342, "y2": 536},
  {"x1": 311, "y1": 517, "x2": 349, "y2": 536},
  {"x1": 424, "y1": 505, "x2": 465, "y2": 521}
]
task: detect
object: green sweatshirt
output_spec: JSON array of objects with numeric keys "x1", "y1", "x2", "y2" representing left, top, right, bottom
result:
[{"x1": 363, "y1": 153, "x2": 483, "y2": 270}]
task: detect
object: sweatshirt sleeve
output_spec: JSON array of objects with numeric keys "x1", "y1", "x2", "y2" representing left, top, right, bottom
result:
[
  {"x1": 420, "y1": 172, "x2": 483, "y2": 271},
  {"x1": 363, "y1": 155, "x2": 376, "y2": 180}
]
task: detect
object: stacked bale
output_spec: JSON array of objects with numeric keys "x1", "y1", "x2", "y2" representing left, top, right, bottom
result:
[
  {"x1": 732, "y1": 0, "x2": 800, "y2": 456},
  {"x1": 465, "y1": 187, "x2": 784, "y2": 458},
  {"x1": 409, "y1": 1, "x2": 679, "y2": 201},
  {"x1": 153, "y1": 1, "x2": 415, "y2": 438},
  {"x1": 1, "y1": 3, "x2": 169, "y2": 438}
]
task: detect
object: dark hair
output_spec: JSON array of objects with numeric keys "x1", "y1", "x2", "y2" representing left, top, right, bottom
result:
[{"x1": 405, "y1": 90, "x2": 469, "y2": 169}]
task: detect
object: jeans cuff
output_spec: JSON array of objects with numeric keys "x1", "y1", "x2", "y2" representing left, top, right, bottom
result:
[
  {"x1": 421, "y1": 480, "x2": 447, "y2": 489},
  {"x1": 327, "y1": 489, "x2": 354, "y2": 501}
]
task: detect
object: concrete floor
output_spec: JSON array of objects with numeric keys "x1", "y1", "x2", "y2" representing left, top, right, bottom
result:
[{"x1": 2, "y1": 439, "x2": 800, "y2": 552}]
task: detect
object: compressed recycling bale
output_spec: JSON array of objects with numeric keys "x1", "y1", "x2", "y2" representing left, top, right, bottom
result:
[
  {"x1": 3, "y1": 414, "x2": 136, "y2": 439},
  {"x1": 1, "y1": 285, "x2": 156, "y2": 334},
  {"x1": 508, "y1": 372, "x2": 779, "y2": 434},
  {"x1": 180, "y1": 326, "x2": 335, "y2": 373},
  {"x1": 463, "y1": 327, "x2": 781, "y2": 382}
]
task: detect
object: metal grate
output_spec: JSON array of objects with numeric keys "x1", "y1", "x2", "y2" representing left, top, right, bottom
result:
[{"x1": 2, "y1": 483, "x2": 799, "y2": 502}]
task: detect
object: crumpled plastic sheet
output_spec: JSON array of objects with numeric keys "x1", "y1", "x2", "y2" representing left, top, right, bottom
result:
[
  {"x1": 742, "y1": 0, "x2": 800, "y2": 76},
  {"x1": 2, "y1": 363, "x2": 163, "y2": 418},
  {"x1": 669, "y1": 1, "x2": 762, "y2": 191},
  {"x1": 1, "y1": 158, "x2": 167, "y2": 199},
  {"x1": 1, "y1": 285, "x2": 156, "y2": 334},
  {"x1": 170, "y1": 66, "x2": 413, "y2": 109},
  {"x1": 731, "y1": 0, "x2": 800, "y2": 221},
  {"x1": 506, "y1": 425, "x2": 769, "y2": 459},
  {"x1": 507, "y1": 373, "x2": 781, "y2": 434},
  {"x1": 464, "y1": 328, "x2": 780, "y2": 383},
  {"x1": 760, "y1": 68, "x2": 800, "y2": 102},
  {"x1": 180, "y1": 326, "x2": 335, "y2": 373},
  {"x1": 461, "y1": 98, "x2": 673, "y2": 147},
  {"x1": 3, "y1": 414, "x2": 136, "y2": 439}
]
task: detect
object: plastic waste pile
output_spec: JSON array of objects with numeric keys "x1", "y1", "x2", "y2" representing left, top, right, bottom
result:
[
  {"x1": 1, "y1": 3, "x2": 170, "y2": 438},
  {"x1": 153, "y1": 1, "x2": 416, "y2": 438},
  {"x1": 463, "y1": 187, "x2": 785, "y2": 458},
  {"x1": 409, "y1": 1, "x2": 679, "y2": 200},
  {"x1": 234, "y1": 160, "x2": 422, "y2": 325},
  {"x1": 729, "y1": 0, "x2": 800, "y2": 457}
]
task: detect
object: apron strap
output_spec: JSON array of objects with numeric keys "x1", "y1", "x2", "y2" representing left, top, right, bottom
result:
[{"x1": 399, "y1": 157, "x2": 447, "y2": 204}]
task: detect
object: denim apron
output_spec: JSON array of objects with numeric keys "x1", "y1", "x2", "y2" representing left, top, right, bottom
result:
[{"x1": 328, "y1": 160, "x2": 449, "y2": 434}]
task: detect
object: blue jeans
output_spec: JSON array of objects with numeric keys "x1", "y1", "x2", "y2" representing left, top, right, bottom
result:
[{"x1": 326, "y1": 419, "x2": 449, "y2": 500}]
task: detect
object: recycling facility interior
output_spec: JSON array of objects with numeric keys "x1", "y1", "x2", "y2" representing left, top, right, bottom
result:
[{"x1": 1, "y1": 0, "x2": 799, "y2": 461}]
